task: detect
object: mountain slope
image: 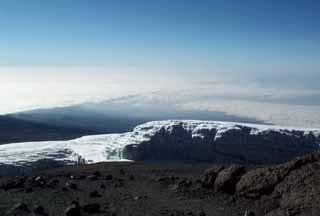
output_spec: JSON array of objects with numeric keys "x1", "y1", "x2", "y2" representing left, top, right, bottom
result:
[
  {"x1": 0, "y1": 115, "x2": 97, "y2": 145},
  {"x1": 8, "y1": 106, "x2": 146, "y2": 133}
]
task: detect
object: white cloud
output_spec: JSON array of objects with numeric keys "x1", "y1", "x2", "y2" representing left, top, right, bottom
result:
[{"x1": 0, "y1": 66, "x2": 319, "y2": 128}]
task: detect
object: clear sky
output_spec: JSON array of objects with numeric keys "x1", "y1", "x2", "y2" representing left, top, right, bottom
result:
[
  {"x1": 1, "y1": 0, "x2": 319, "y2": 70},
  {"x1": 0, "y1": 0, "x2": 319, "y2": 126}
]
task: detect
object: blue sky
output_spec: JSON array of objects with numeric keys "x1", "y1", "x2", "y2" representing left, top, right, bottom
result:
[
  {"x1": 0, "y1": 0, "x2": 319, "y2": 69},
  {"x1": 0, "y1": 0, "x2": 320, "y2": 88}
]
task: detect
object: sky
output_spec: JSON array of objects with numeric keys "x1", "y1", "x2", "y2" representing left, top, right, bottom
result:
[{"x1": 0, "y1": 0, "x2": 319, "y2": 127}]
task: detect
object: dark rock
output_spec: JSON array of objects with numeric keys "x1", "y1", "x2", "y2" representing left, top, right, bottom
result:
[
  {"x1": 62, "y1": 187, "x2": 69, "y2": 192},
  {"x1": 129, "y1": 174, "x2": 135, "y2": 180},
  {"x1": 47, "y1": 179, "x2": 59, "y2": 188},
  {"x1": 201, "y1": 165, "x2": 225, "y2": 189},
  {"x1": 34, "y1": 176, "x2": 46, "y2": 187},
  {"x1": 120, "y1": 169, "x2": 125, "y2": 175},
  {"x1": 87, "y1": 175, "x2": 98, "y2": 181},
  {"x1": 93, "y1": 171, "x2": 101, "y2": 177},
  {"x1": 33, "y1": 205, "x2": 48, "y2": 215},
  {"x1": 89, "y1": 190, "x2": 101, "y2": 198},
  {"x1": 66, "y1": 182, "x2": 78, "y2": 190},
  {"x1": 78, "y1": 174, "x2": 86, "y2": 180},
  {"x1": 64, "y1": 201, "x2": 81, "y2": 216},
  {"x1": 71, "y1": 201, "x2": 79, "y2": 206},
  {"x1": 244, "y1": 210, "x2": 255, "y2": 216},
  {"x1": 2, "y1": 177, "x2": 25, "y2": 191},
  {"x1": 197, "y1": 209, "x2": 206, "y2": 216},
  {"x1": 133, "y1": 195, "x2": 148, "y2": 200},
  {"x1": 113, "y1": 182, "x2": 123, "y2": 187},
  {"x1": 104, "y1": 174, "x2": 113, "y2": 180},
  {"x1": 169, "y1": 176, "x2": 179, "y2": 181},
  {"x1": 172, "y1": 178, "x2": 192, "y2": 191},
  {"x1": 113, "y1": 181, "x2": 124, "y2": 188},
  {"x1": 113, "y1": 178, "x2": 125, "y2": 187},
  {"x1": 82, "y1": 203, "x2": 101, "y2": 214},
  {"x1": 25, "y1": 187, "x2": 33, "y2": 193},
  {"x1": 214, "y1": 165, "x2": 246, "y2": 193},
  {"x1": 156, "y1": 177, "x2": 167, "y2": 182},
  {"x1": 156, "y1": 176, "x2": 178, "y2": 184},
  {"x1": 8, "y1": 202, "x2": 30, "y2": 214}
]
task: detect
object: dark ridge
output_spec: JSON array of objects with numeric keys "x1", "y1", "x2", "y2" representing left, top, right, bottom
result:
[{"x1": 0, "y1": 115, "x2": 98, "y2": 145}]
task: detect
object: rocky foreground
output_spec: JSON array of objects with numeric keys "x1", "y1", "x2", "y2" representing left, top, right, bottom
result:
[{"x1": 1, "y1": 151, "x2": 320, "y2": 216}]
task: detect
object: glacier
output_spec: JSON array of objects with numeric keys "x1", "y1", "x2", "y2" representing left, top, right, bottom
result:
[{"x1": 0, "y1": 120, "x2": 320, "y2": 175}]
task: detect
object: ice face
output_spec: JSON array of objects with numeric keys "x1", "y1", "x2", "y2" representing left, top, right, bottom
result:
[{"x1": 0, "y1": 120, "x2": 319, "y2": 169}]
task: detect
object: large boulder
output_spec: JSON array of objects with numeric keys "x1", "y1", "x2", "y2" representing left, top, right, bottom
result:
[
  {"x1": 215, "y1": 165, "x2": 246, "y2": 193},
  {"x1": 236, "y1": 165, "x2": 289, "y2": 199},
  {"x1": 201, "y1": 165, "x2": 246, "y2": 194},
  {"x1": 201, "y1": 165, "x2": 226, "y2": 189},
  {"x1": 236, "y1": 151, "x2": 320, "y2": 199}
]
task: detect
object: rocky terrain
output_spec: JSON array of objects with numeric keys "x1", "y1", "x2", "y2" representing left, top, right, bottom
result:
[
  {"x1": 1, "y1": 151, "x2": 320, "y2": 216},
  {"x1": 1, "y1": 120, "x2": 319, "y2": 176}
]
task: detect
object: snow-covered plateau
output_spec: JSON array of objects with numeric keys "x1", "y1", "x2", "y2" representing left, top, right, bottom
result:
[{"x1": 1, "y1": 120, "x2": 320, "y2": 175}]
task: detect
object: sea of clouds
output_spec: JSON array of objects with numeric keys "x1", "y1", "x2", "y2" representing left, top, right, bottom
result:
[{"x1": 1, "y1": 66, "x2": 319, "y2": 128}]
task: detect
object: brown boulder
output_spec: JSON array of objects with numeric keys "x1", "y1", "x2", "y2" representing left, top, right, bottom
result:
[
  {"x1": 236, "y1": 152, "x2": 320, "y2": 199},
  {"x1": 236, "y1": 165, "x2": 289, "y2": 199},
  {"x1": 201, "y1": 165, "x2": 225, "y2": 189},
  {"x1": 215, "y1": 165, "x2": 246, "y2": 193}
]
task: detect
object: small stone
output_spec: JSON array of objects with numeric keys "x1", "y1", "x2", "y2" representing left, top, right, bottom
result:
[
  {"x1": 83, "y1": 203, "x2": 101, "y2": 214},
  {"x1": 64, "y1": 202, "x2": 81, "y2": 216},
  {"x1": 87, "y1": 175, "x2": 98, "y2": 181},
  {"x1": 104, "y1": 174, "x2": 113, "y2": 180},
  {"x1": 62, "y1": 187, "x2": 69, "y2": 192},
  {"x1": 33, "y1": 205, "x2": 47, "y2": 215},
  {"x1": 156, "y1": 177, "x2": 167, "y2": 182},
  {"x1": 244, "y1": 210, "x2": 255, "y2": 216},
  {"x1": 171, "y1": 178, "x2": 192, "y2": 191},
  {"x1": 113, "y1": 181, "x2": 124, "y2": 187},
  {"x1": 129, "y1": 175, "x2": 135, "y2": 180},
  {"x1": 197, "y1": 209, "x2": 206, "y2": 216},
  {"x1": 134, "y1": 195, "x2": 148, "y2": 201},
  {"x1": 47, "y1": 179, "x2": 60, "y2": 188},
  {"x1": 93, "y1": 171, "x2": 101, "y2": 177},
  {"x1": 89, "y1": 190, "x2": 101, "y2": 198},
  {"x1": 34, "y1": 176, "x2": 45, "y2": 186},
  {"x1": 71, "y1": 201, "x2": 79, "y2": 206},
  {"x1": 78, "y1": 174, "x2": 86, "y2": 180},
  {"x1": 9, "y1": 202, "x2": 30, "y2": 213},
  {"x1": 3, "y1": 178, "x2": 25, "y2": 191},
  {"x1": 66, "y1": 182, "x2": 78, "y2": 190},
  {"x1": 120, "y1": 169, "x2": 125, "y2": 175},
  {"x1": 25, "y1": 187, "x2": 33, "y2": 193}
]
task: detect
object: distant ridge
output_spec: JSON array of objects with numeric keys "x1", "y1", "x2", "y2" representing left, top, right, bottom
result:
[{"x1": 0, "y1": 115, "x2": 98, "y2": 145}]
